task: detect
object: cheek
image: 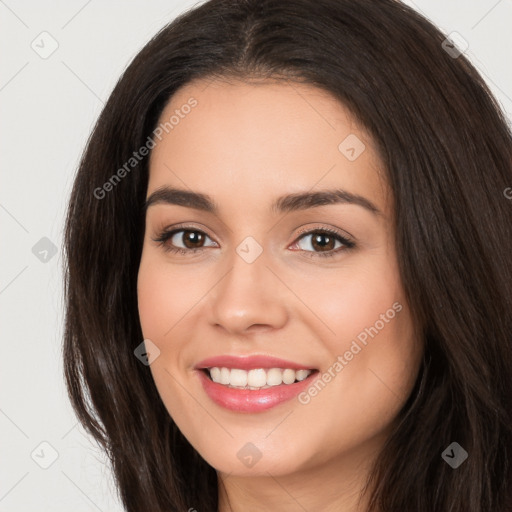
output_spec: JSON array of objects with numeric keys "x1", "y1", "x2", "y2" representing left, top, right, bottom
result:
[
  {"x1": 136, "y1": 256, "x2": 199, "y2": 419},
  {"x1": 137, "y1": 264, "x2": 171, "y2": 339},
  {"x1": 297, "y1": 257, "x2": 404, "y2": 351},
  {"x1": 137, "y1": 255, "x2": 199, "y2": 339},
  {"x1": 303, "y1": 255, "x2": 420, "y2": 399}
]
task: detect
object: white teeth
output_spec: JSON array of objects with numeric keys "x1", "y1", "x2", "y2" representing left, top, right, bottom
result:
[
  {"x1": 282, "y1": 369, "x2": 296, "y2": 385},
  {"x1": 230, "y1": 369, "x2": 248, "y2": 387},
  {"x1": 220, "y1": 367, "x2": 230, "y2": 385},
  {"x1": 247, "y1": 368, "x2": 267, "y2": 387},
  {"x1": 210, "y1": 367, "x2": 221, "y2": 383},
  {"x1": 207, "y1": 367, "x2": 313, "y2": 389},
  {"x1": 295, "y1": 369, "x2": 310, "y2": 381},
  {"x1": 266, "y1": 368, "x2": 283, "y2": 386}
]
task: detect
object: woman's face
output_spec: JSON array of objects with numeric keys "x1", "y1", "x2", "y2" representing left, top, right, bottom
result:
[{"x1": 137, "y1": 77, "x2": 423, "y2": 479}]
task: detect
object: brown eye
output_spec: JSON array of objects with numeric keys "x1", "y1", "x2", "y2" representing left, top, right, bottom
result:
[
  {"x1": 291, "y1": 228, "x2": 355, "y2": 259},
  {"x1": 179, "y1": 230, "x2": 206, "y2": 249},
  {"x1": 153, "y1": 227, "x2": 217, "y2": 254},
  {"x1": 309, "y1": 232, "x2": 337, "y2": 252}
]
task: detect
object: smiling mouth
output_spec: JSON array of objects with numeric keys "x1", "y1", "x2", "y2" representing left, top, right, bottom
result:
[{"x1": 202, "y1": 367, "x2": 318, "y2": 390}]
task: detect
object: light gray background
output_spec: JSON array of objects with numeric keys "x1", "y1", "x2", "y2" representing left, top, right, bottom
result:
[{"x1": 1, "y1": 1, "x2": 511, "y2": 510}]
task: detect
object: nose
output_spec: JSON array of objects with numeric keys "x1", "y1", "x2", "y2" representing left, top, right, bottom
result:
[{"x1": 207, "y1": 248, "x2": 289, "y2": 336}]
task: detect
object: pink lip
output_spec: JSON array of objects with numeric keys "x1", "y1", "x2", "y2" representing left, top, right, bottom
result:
[
  {"x1": 195, "y1": 355, "x2": 314, "y2": 371},
  {"x1": 196, "y1": 370, "x2": 317, "y2": 413},
  {"x1": 194, "y1": 355, "x2": 318, "y2": 413}
]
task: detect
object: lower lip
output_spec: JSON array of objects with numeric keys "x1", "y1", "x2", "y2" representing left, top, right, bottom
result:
[{"x1": 196, "y1": 370, "x2": 317, "y2": 413}]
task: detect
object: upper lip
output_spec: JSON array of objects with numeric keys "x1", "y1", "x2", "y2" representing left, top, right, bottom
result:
[{"x1": 195, "y1": 355, "x2": 316, "y2": 371}]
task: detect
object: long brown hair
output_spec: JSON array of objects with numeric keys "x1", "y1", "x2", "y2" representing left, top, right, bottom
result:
[{"x1": 62, "y1": 0, "x2": 512, "y2": 510}]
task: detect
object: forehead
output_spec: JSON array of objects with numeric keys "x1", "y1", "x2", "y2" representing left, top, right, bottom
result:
[{"x1": 147, "y1": 77, "x2": 390, "y2": 218}]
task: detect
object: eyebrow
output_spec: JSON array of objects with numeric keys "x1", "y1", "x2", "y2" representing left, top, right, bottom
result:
[{"x1": 144, "y1": 186, "x2": 381, "y2": 216}]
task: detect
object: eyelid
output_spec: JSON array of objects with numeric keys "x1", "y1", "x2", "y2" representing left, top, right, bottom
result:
[
  {"x1": 155, "y1": 222, "x2": 354, "y2": 242},
  {"x1": 156, "y1": 222, "x2": 218, "y2": 242},
  {"x1": 152, "y1": 222, "x2": 355, "y2": 257},
  {"x1": 294, "y1": 224, "x2": 355, "y2": 242}
]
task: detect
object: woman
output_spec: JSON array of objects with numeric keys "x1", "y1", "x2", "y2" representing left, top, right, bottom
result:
[{"x1": 62, "y1": 0, "x2": 512, "y2": 510}]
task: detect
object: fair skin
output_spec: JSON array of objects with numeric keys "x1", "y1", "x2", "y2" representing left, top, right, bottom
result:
[{"x1": 137, "y1": 77, "x2": 424, "y2": 511}]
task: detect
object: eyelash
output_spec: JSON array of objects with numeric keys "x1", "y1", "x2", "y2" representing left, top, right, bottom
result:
[{"x1": 152, "y1": 224, "x2": 355, "y2": 259}]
